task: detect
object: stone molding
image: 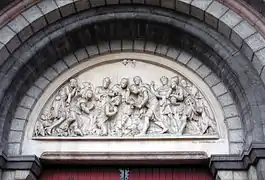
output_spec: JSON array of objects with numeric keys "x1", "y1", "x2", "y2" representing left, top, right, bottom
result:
[
  {"x1": 0, "y1": 152, "x2": 41, "y2": 178},
  {"x1": 210, "y1": 143, "x2": 265, "y2": 176}
]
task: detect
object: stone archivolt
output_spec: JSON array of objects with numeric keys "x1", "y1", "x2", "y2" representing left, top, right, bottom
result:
[{"x1": 34, "y1": 75, "x2": 217, "y2": 138}]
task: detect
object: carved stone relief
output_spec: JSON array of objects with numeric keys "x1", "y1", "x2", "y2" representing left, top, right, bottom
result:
[{"x1": 34, "y1": 61, "x2": 218, "y2": 137}]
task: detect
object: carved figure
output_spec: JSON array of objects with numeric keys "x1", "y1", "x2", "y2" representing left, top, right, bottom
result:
[
  {"x1": 34, "y1": 75, "x2": 218, "y2": 137},
  {"x1": 129, "y1": 84, "x2": 168, "y2": 135}
]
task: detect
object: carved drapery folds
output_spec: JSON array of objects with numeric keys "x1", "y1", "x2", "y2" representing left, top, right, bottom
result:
[{"x1": 34, "y1": 74, "x2": 218, "y2": 138}]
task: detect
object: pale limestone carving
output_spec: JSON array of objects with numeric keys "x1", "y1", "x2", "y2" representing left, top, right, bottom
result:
[{"x1": 34, "y1": 76, "x2": 218, "y2": 137}]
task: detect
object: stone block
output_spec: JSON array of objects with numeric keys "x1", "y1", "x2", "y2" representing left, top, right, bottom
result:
[
  {"x1": 216, "y1": 171, "x2": 233, "y2": 180},
  {"x1": 22, "y1": 6, "x2": 47, "y2": 32},
  {"x1": 219, "y1": 10, "x2": 242, "y2": 29},
  {"x1": 86, "y1": 45, "x2": 99, "y2": 57},
  {"x1": 245, "y1": 33, "x2": 265, "y2": 52},
  {"x1": 145, "y1": 0, "x2": 159, "y2": 6},
  {"x1": 43, "y1": 67, "x2": 58, "y2": 81},
  {"x1": 120, "y1": 0, "x2": 133, "y2": 4},
  {"x1": 14, "y1": 107, "x2": 30, "y2": 119},
  {"x1": 122, "y1": 40, "x2": 133, "y2": 51},
  {"x1": 166, "y1": 48, "x2": 180, "y2": 60},
  {"x1": 8, "y1": 131, "x2": 23, "y2": 143},
  {"x1": 98, "y1": 42, "x2": 110, "y2": 54},
  {"x1": 34, "y1": 76, "x2": 50, "y2": 90},
  {"x1": 155, "y1": 44, "x2": 168, "y2": 55},
  {"x1": 134, "y1": 40, "x2": 145, "y2": 52},
  {"x1": 53, "y1": 60, "x2": 68, "y2": 74},
  {"x1": 196, "y1": 65, "x2": 211, "y2": 78},
  {"x1": 218, "y1": 93, "x2": 233, "y2": 106},
  {"x1": 74, "y1": 0, "x2": 90, "y2": 12},
  {"x1": 241, "y1": 42, "x2": 254, "y2": 61},
  {"x1": 2, "y1": 171, "x2": 15, "y2": 180},
  {"x1": 205, "y1": 1, "x2": 228, "y2": 28},
  {"x1": 7, "y1": 143, "x2": 20, "y2": 155},
  {"x1": 0, "y1": 44, "x2": 10, "y2": 67},
  {"x1": 90, "y1": 0, "x2": 105, "y2": 7},
  {"x1": 145, "y1": 41, "x2": 157, "y2": 53},
  {"x1": 252, "y1": 48, "x2": 265, "y2": 75},
  {"x1": 229, "y1": 129, "x2": 244, "y2": 142},
  {"x1": 55, "y1": 0, "x2": 76, "y2": 17},
  {"x1": 229, "y1": 143, "x2": 243, "y2": 154},
  {"x1": 37, "y1": 0, "x2": 61, "y2": 24},
  {"x1": 74, "y1": 48, "x2": 89, "y2": 62},
  {"x1": 226, "y1": 117, "x2": 242, "y2": 130},
  {"x1": 230, "y1": 30, "x2": 244, "y2": 48},
  {"x1": 64, "y1": 53, "x2": 79, "y2": 67},
  {"x1": 177, "y1": 51, "x2": 192, "y2": 65},
  {"x1": 19, "y1": 96, "x2": 35, "y2": 109},
  {"x1": 8, "y1": 15, "x2": 33, "y2": 42},
  {"x1": 212, "y1": 82, "x2": 227, "y2": 97},
  {"x1": 248, "y1": 166, "x2": 258, "y2": 180},
  {"x1": 26, "y1": 85, "x2": 42, "y2": 99},
  {"x1": 233, "y1": 171, "x2": 248, "y2": 180},
  {"x1": 223, "y1": 104, "x2": 238, "y2": 118},
  {"x1": 191, "y1": 0, "x2": 212, "y2": 20},
  {"x1": 161, "y1": 0, "x2": 175, "y2": 9},
  {"x1": 204, "y1": 73, "x2": 220, "y2": 87},
  {"x1": 176, "y1": 0, "x2": 192, "y2": 15},
  {"x1": 186, "y1": 57, "x2": 202, "y2": 71},
  {"x1": 0, "y1": 26, "x2": 21, "y2": 53},
  {"x1": 132, "y1": 0, "x2": 144, "y2": 4},
  {"x1": 10, "y1": 119, "x2": 26, "y2": 131},
  {"x1": 110, "y1": 40, "x2": 121, "y2": 52},
  {"x1": 106, "y1": 0, "x2": 119, "y2": 5},
  {"x1": 233, "y1": 20, "x2": 256, "y2": 40}
]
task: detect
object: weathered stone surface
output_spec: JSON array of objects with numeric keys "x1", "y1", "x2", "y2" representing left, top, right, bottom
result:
[
  {"x1": 223, "y1": 105, "x2": 238, "y2": 118},
  {"x1": 74, "y1": 48, "x2": 89, "y2": 62},
  {"x1": 233, "y1": 171, "x2": 248, "y2": 180},
  {"x1": 26, "y1": 85, "x2": 42, "y2": 99},
  {"x1": 216, "y1": 171, "x2": 233, "y2": 180},
  {"x1": 74, "y1": 0, "x2": 90, "y2": 12},
  {"x1": 161, "y1": 0, "x2": 175, "y2": 9},
  {"x1": 19, "y1": 96, "x2": 35, "y2": 109},
  {"x1": 37, "y1": 0, "x2": 61, "y2": 24},
  {"x1": 229, "y1": 129, "x2": 244, "y2": 143},
  {"x1": 204, "y1": 73, "x2": 220, "y2": 87},
  {"x1": 191, "y1": 0, "x2": 212, "y2": 20},
  {"x1": 7, "y1": 143, "x2": 20, "y2": 155},
  {"x1": 34, "y1": 77, "x2": 50, "y2": 90},
  {"x1": 205, "y1": 1, "x2": 228, "y2": 28},
  {"x1": 54, "y1": 0, "x2": 75, "y2": 17},
  {"x1": 22, "y1": 6, "x2": 47, "y2": 32},
  {"x1": 53, "y1": 60, "x2": 68, "y2": 74},
  {"x1": 11, "y1": 119, "x2": 26, "y2": 131},
  {"x1": 177, "y1": 51, "x2": 192, "y2": 64},
  {"x1": 166, "y1": 48, "x2": 180, "y2": 60},
  {"x1": 122, "y1": 40, "x2": 133, "y2": 51},
  {"x1": 226, "y1": 117, "x2": 242, "y2": 130},
  {"x1": 86, "y1": 45, "x2": 99, "y2": 57},
  {"x1": 63, "y1": 53, "x2": 79, "y2": 67},
  {"x1": 186, "y1": 57, "x2": 202, "y2": 71},
  {"x1": 145, "y1": 41, "x2": 157, "y2": 53},
  {"x1": 43, "y1": 67, "x2": 58, "y2": 81},
  {"x1": 175, "y1": 0, "x2": 192, "y2": 15},
  {"x1": 218, "y1": 93, "x2": 234, "y2": 106},
  {"x1": 248, "y1": 166, "x2": 258, "y2": 180},
  {"x1": 14, "y1": 107, "x2": 30, "y2": 119},
  {"x1": 229, "y1": 143, "x2": 243, "y2": 154},
  {"x1": 2, "y1": 171, "x2": 15, "y2": 180},
  {"x1": 8, "y1": 131, "x2": 23, "y2": 143}
]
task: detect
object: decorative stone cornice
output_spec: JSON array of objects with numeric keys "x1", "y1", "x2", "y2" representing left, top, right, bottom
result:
[
  {"x1": 209, "y1": 143, "x2": 265, "y2": 175},
  {"x1": 0, "y1": 152, "x2": 42, "y2": 177}
]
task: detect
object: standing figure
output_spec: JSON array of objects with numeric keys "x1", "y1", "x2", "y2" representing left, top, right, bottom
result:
[
  {"x1": 95, "y1": 77, "x2": 115, "y2": 105},
  {"x1": 150, "y1": 76, "x2": 173, "y2": 130},
  {"x1": 65, "y1": 78, "x2": 79, "y2": 105},
  {"x1": 97, "y1": 96, "x2": 121, "y2": 135},
  {"x1": 129, "y1": 84, "x2": 168, "y2": 135}
]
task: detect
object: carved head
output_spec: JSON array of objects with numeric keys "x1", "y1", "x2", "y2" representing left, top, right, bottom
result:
[
  {"x1": 129, "y1": 84, "x2": 139, "y2": 94},
  {"x1": 120, "y1": 78, "x2": 129, "y2": 88},
  {"x1": 112, "y1": 95, "x2": 121, "y2": 106},
  {"x1": 133, "y1": 76, "x2": 142, "y2": 86},
  {"x1": 171, "y1": 76, "x2": 179, "y2": 88},
  {"x1": 160, "y1": 76, "x2": 169, "y2": 85},
  {"x1": 69, "y1": 78, "x2": 78, "y2": 88},
  {"x1": 103, "y1": 77, "x2": 111, "y2": 88},
  {"x1": 180, "y1": 79, "x2": 187, "y2": 87}
]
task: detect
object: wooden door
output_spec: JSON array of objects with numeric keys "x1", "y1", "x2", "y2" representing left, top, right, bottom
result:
[{"x1": 40, "y1": 167, "x2": 212, "y2": 180}]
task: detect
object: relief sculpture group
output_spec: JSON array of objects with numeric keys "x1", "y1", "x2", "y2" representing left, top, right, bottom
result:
[{"x1": 34, "y1": 75, "x2": 217, "y2": 137}]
